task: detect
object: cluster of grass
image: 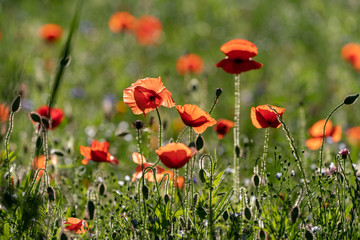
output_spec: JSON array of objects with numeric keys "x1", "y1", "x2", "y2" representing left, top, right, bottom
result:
[{"x1": 1, "y1": 0, "x2": 360, "y2": 239}]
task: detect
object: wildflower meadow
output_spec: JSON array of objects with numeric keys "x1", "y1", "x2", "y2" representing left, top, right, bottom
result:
[{"x1": 1, "y1": 0, "x2": 360, "y2": 239}]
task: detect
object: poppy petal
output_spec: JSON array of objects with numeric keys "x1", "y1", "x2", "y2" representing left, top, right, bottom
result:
[
  {"x1": 308, "y1": 119, "x2": 333, "y2": 138},
  {"x1": 305, "y1": 138, "x2": 323, "y2": 150},
  {"x1": 220, "y1": 39, "x2": 258, "y2": 60},
  {"x1": 132, "y1": 152, "x2": 147, "y2": 164},
  {"x1": 216, "y1": 58, "x2": 263, "y2": 74},
  {"x1": 331, "y1": 126, "x2": 342, "y2": 143}
]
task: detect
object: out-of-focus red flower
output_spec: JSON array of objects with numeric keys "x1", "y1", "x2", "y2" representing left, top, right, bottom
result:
[
  {"x1": 36, "y1": 105, "x2": 64, "y2": 130},
  {"x1": 131, "y1": 152, "x2": 167, "y2": 182},
  {"x1": 346, "y1": 126, "x2": 360, "y2": 147},
  {"x1": 251, "y1": 105, "x2": 285, "y2": 129},
  {"x1": 80, "y1": 140, "x2": 118, "y2": 165},
  {"x1": 306, "y1": 119, "x2": 341, "y2": 150},
  {"x1": 176, "y1": 54, "x2": 204, "y2": 76},
  {"x1": 176, "y1": 104, "x2": 216, "y2": 134},
  {"x1": 214, "y1": 119, "x2": 235, "y2": 139},
  {"x1": 64, "y1": 217, "x2": 88, "y2": 234},
  {"x1": 341, "y1": 43, "x2": 360, "y2": 71},
  {"x1": 134, "y1": 15, "x2": 162, "y2": 46},
  {"x1": 216, "y1": 39, "x2": 263, "y2": 74},
  {"x1": 155, "y1": 143, "x2": 196, "y2": 169},
  {"x1": 32, "y1": 155, "x2": 46, "y2": 180},
  {"x1": 123, "y1": 77, "x2": 175, "y2": 116},
  {"x1": 39, "y1": 24, "x2": 63, "y2": 42},
  {"x1": 175, "y1": 176, "x2": 185, "y2": 189},
  {"x1": 0, "y1": 103, "x2": 9, "y2": 123},
  {"x1": 109, "y1": 12, "x2": 136, "y2": 33}
]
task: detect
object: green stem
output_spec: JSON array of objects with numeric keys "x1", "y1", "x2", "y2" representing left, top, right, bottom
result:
[
  {"x1": 267, "y1": 105, "x2": 313, "y2": 212},
  {"x1": 318, "y1": 103, "x2": 344, "y2": 173},
  {"x1": 208, "y1": 156, "x2": 215, "y2": 240},
  {"x1": 4, "y1": 111, "x2": 15, "y2": 189},
  {"x1": 233, "y1": 74, "x2": 241, "y2": 198},
  {"x1": 261, "y1": 128, "x2": 269, "y2": 186}
]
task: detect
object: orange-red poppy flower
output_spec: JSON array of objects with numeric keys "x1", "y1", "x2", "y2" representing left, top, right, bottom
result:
[
  {"x1": 39, "y1": 24, "x2": 63, "y2": 42},
  {"x1": 176, "y1": 104, "x2": 217, "y2": 134},
  {"x1": 214, "y1": 119, "x2": 235, "y2": 139},
  {"x1": 155, "y1": 143, "x2": 196, "y2": 169},
  {"x1": 216, "y1": 39, "x2": 263, "y2": 74},
  {"x1": 305, "y1": 119, "x2": 341, "y2": 150},
  {"x1": 251, "y1": 105, "x2": 285, "y2": 129},
  {"x1": 64, "y1": 217, "x2": 88, "y2": 234},
  {"x1": 0, "y1": 103, "x2": 9, "y2": 123},
  {"x1": 341, "y1": 43, "x2": 360, "y2": 71},
  {"x1": 109, "y1": 12, "x2": 136, "y2": 33},
  {"x1": 134, "y1": 15, "x2": 162, "y2": 46},
  {"x1": 36, "y1": 105, "x2": 64, "y2": 130},
  {"x1": 80, "y1": 140, "x2": 118, "y2": 165},
  {"x1": 131, "y1": 152, "x2": 167, "y2": 182},
  {"x1": 346, "y1": 126, "x2": 360, "y2": 147},
  {"x1": 123, "y1": 77, "x2": 175, "y2": 116},
  {"x1": 176, "y1": 54, "x2": 204, "y2": 76}
]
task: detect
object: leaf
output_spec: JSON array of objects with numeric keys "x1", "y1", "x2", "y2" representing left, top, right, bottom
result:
[{"x1": 212, "y1": 170, "x2": 226, "y2": 189}]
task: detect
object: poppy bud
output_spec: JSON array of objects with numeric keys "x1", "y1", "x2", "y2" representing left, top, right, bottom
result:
[
  {"x1": 259, "y1": 229, "x2": 266, "y2": 240},
  {"x1": 223, "y1": 210, "x2": 229, "y2": 221},
  {"x1": 195, "y1": 135, "x2": 204, "y2": 151},
  {"x1": 47, "y1": 186, "x2": 56, "y2": 201},
  {"x1": 291, "y1": 206, "x2": 299, "y2": 223},
  {"x1": 60, "y1": 233, "x2": 68, "y2": 240},
  {"x1": 142, "y1": 185, "x2": 149, "y2": 200},
  {"x1": 216, "y1": 88, "x2": 223, "y2": 97},
  {"x1": 41, "y1": 117, "x2": 50, "y2": 129},
  {"x1": 343, "y1": 93, "x2": 359, "y2": 105},
  {"x1": 164, "y1": 194, "x2": 170, "y2": 204},
  {"x1": 135, "y1": 120, "x2": 144, "y2": 130},
  {"x1": 88, "y1": 201, "x2": 95, "y2": 220},
  {"x1": 199, "y1": 169, "x2": 207, "y2": 183},
  {"x1": 191, "y1": 193, "x2": 199, "y2": 211},
  {"x1": 30, "y1": 112, "x2": 41, "y2": 123},
  {"x1": 244, "y1": 207, "x2": 252, "y2": 221},
  {"x1": 99, "y1": 183, "x2": 106, "y2": 196},
  {"x1": 252, "y1": 174, "x2": 260, "y2": 187},
  {"x1": 11, "y1": 95, "x2": 21, "y2": 112},
  {"x1": 235, "y1": 145, "x2": 240, "y2": 157}
]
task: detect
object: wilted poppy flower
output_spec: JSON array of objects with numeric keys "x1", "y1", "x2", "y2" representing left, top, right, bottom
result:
[
  {"x1": 214, "y1": 119, "x2": 235, "y2": 139},
  {"x1": 36, "y1": 105, "x2": 64, "y2": 130},
  {"x1": 64, "y1": 217, "x2": 88, "y2": 234},
  {"x1": 39, "y1": 24, "x2": 63, "y2": 42},
  {"x1": 176, "y1": 104, "x2": 217, "y2": 134},
  {"x1": 346, "y1": 126, "x2": 360, "y2": 147},
  {"x1": 176, "y1": 54, "x2": 204, "y2": 76},
  {"x1": 305, "y1": 119, "x2": 341, "y2": 150},
  {"x1": 216, "y1": 39, "x2": 263, "y2": 74},
  {"x1": 251, "y1": 105, "x2": 285, "y2": 129},
  {"x1": 0, "y1": 103, "x2": 9, "y2": 123},
  {"x1": 123, "y1": 77, "x2": 175, "y2": 116},
  {"x1": 109, "y1": 11, "x2": 136, "y2": 33},
  {"x1": 80, "y1": 140, "x2": 118, "y2": 165},
  {"x1": 134, "y1": 15, "x2": 162, "y2": 46},
  {"x1": 341, "y1": 43, "x2": 360, "y2": 71},
  {"x1": 155, "y1": 143, "x2": 196, "y2": 169}
]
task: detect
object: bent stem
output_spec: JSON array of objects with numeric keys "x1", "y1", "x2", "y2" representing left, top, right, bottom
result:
[
  {"x1": 267, "y1": 105, "x2": 313, "y2": 212},
  {"x1": 233, "y1": 74, "x2": 241, "y2": 198},
  {"x1": 4, "y1": 111, "x2": 15, "y2": 189},
  {"x1": 318, "y1": 103, "x2": 344, "y2": 173}
]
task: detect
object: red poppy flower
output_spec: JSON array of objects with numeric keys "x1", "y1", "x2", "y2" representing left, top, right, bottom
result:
[
  {"x1": 176, "y1": 104, "x2": 217, "y2": 134},
  {"x1": 0, "y1": 103, "x2": 9, "y2": 123},
  {"x1": 64, "y1": 217, "x2": 87, "y2": 234},
  {"x1": 39, "y1": 24, "x2": 63, "y2": 42},
  {"x1": 134, "y1": 15, "x2": 162, "y2": 46},
  {"x1": 346, "y1": 126, "x2": 360, "y2": 147},
  {"x1": 216, "y1": 39, "x2": 263, "y2": 74},
  {"x1": 214, "y1": 119, "x2": 235, "y2": 139},
  {"x1": 305, "y1": 119, "x2": 341, "y2": 150},
  {"x1": 109, "y1": 12, "x2": 136, "y2": 33},
  {"x1": 155, "y1": 143, "x2": 196, "y2": 169},
  {"x1": 36, "y1": 105, "x2": 64, "y2": 130},
  {"x1": 123, "y1": 77, "x2": 175, "y2": 116},
  {"x1": 251, "y1": 105, "x2": 285, "y2": 129},
  {"x1": 176, "y1": 54, "x2": 204, "y2": 76},
  {"x1": 341, "y1": 43, "x2": 360, "y2": 71},
  {"x1": 131, "y1": 153, "x2": 167, "y2": 182},
  {"x1": 80, "y1": 140, "x2": 118, "y2": 165}
]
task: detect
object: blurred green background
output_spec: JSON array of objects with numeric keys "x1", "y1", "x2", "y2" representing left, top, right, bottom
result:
[{"x1": 0, "y1": 0, "x2": 359, "y2": 177}]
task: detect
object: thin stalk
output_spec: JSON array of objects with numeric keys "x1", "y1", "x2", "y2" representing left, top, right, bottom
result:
[
  {"x1": 4, "y1": 111, "x2": 15, "y2": 189},
  {"x1": 267, "y1": 105, "x2": 313, "y2": 212},
  {"x1": 208, "y1": 156, "x2": 215, "y2": 240},
  {"x1": 184, "y1": 128, "x2": 191, "y2": 230},
  {"x1": 318, "y1": 103, "x2": 344, "y2": 173},
  {"x1": 233, "y1": 74, "x2": 241, "y2": 198},
  {"x1": 261, "y1": 128, "x2": 269, "y2": 186}
]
